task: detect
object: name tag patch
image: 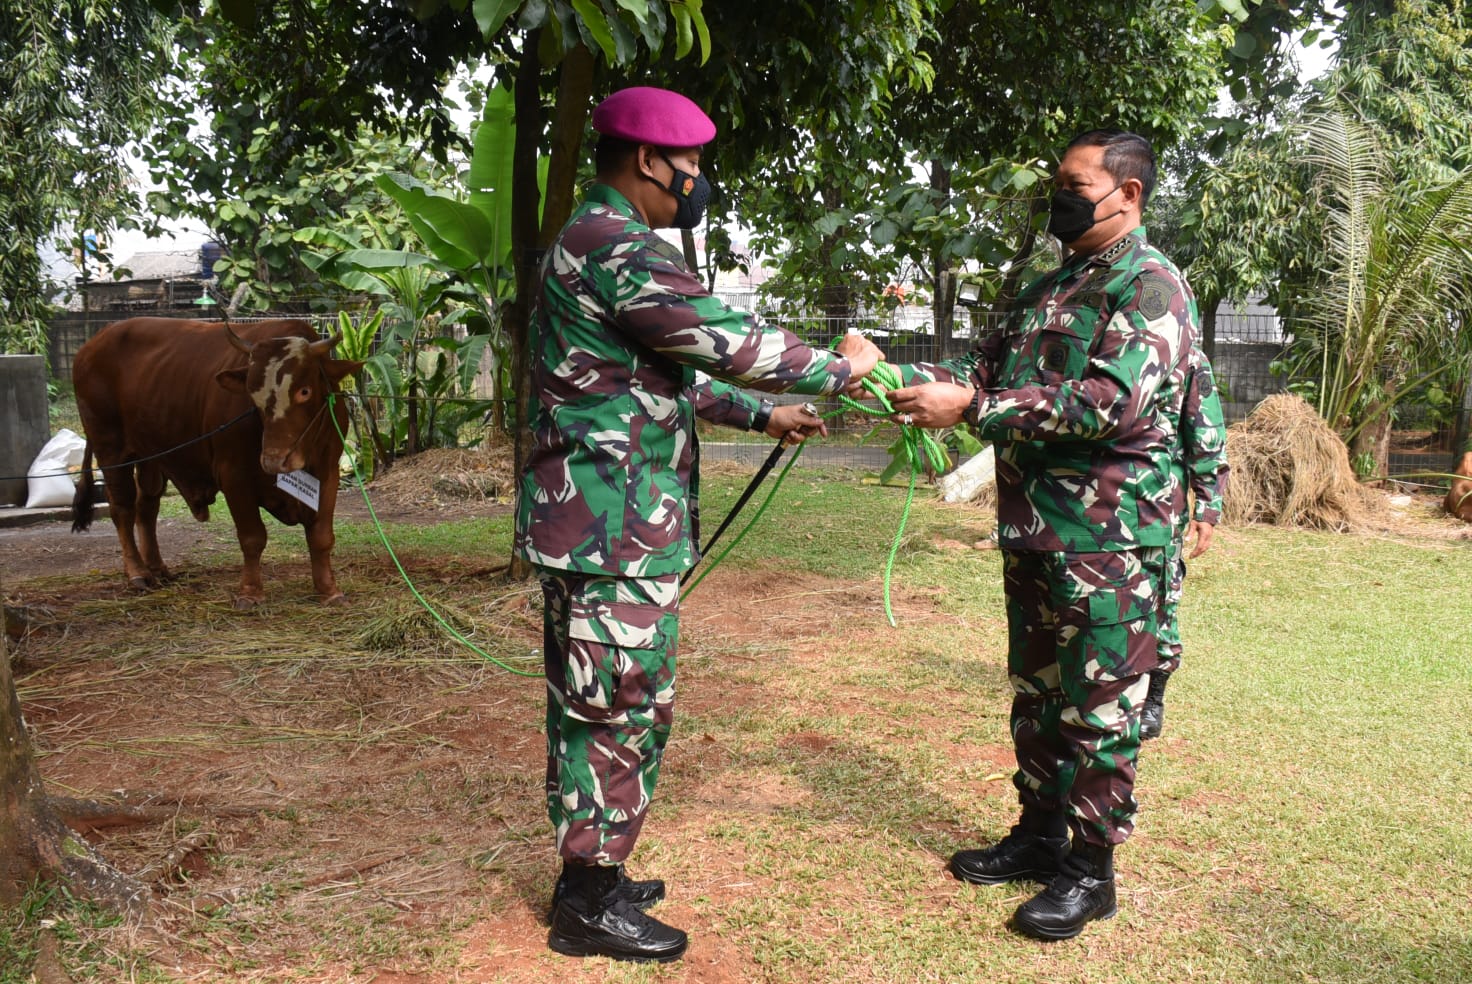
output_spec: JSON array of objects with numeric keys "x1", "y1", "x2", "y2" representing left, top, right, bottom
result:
[{"x1": 1042, "y1": 342, "x2": 1069, "y2": 372}]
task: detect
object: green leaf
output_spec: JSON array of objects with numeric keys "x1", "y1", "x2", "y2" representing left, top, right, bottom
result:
[
  {"x1": 671, "y1": 3, "x2": 693, "y2": 59},
  {"x1": 813, "y1": 210, "x2": 850, "y2": 237},
  {"x1": 468, "y1": 85, "x2": 517, "y2": 269},
  {"x1": 613, "y1": 0, "x2": 648, "y2": 18},
  {"x1": 375, "y1": 173, "x2": 498, "y2": 267},
  {"x1": 570, "y1": 0, "x2": 617, "y2": 62},
  {"x1": 1211, "y1": 0, "x2": 1249, "y2": 22},
  {"x1": 683, "y1": 0, "x2": 710, "y2": 64},
  {"x1": 473, "y1": 0, "x2": 521, "y2": 38},
  {"x1": 605, "y1": 8, "x2": 638, "y2": 63}
]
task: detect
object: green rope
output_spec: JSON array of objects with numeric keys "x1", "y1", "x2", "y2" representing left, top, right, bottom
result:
[
  {"x1": 334, "y1": 355, "x2": 946, "y2": 642},
  {"x1": 682, "y1": 360, "x2": 950, "y2": 627},
  {"x1": 327, "y1": 394, "x2": 541, "y2": 678},
  {"x1": 681, "y1": 442, "x2": 808, "y2": 599}
]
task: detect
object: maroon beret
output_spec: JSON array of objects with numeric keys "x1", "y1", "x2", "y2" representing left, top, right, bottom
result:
[{"x1": 591, "y1": 86, "x2": 716, "y2": 147}]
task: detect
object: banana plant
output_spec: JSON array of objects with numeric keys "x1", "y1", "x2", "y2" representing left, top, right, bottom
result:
[{"x1": 373, "y1": 84, "x2": 548, "y2": 432}]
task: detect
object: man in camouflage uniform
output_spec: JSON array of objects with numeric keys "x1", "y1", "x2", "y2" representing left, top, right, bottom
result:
[
  {"x1": 515, "y1": 85, "x2": 880, "y2": 963},
  {"x1": 879, "y1": 130, "x2": 1197, "y2": 940},
  {"x1": 1143, "y1": 345, "x2": 1229, "y2": 740}
]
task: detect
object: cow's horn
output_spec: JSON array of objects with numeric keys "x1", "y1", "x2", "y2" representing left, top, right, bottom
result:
[
  {"x1": 224, "y1": 322, "x2": 254, "y2": 354},
  {"x1": 308, "y1": 331, "x2": 343, "y2": 356}
]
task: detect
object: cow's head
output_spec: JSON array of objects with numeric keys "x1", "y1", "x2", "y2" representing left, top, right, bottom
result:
[{"x1": 215, "y1": 325, "x2": 363, "y2": 474}]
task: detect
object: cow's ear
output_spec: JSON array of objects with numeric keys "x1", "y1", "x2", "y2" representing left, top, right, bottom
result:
[
  {"x1": 216, "y1": 368, "x2": 249, "y2": 393},
  {"x1": 324, "y1": 359, "x2": 364, "y2": 384}
]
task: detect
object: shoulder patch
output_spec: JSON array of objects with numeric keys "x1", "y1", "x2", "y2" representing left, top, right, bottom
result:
[{"x1": 1136, "y1": 273, "x2": 1177, "y2": 321}]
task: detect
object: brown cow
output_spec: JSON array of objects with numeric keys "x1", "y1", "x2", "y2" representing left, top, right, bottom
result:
[
  {"x1": 1446, "y1": 451, "x2": 1472, "y2": 523},
  {"x1": 71, "y1": 318, "x2": 361, "y2": 607}
]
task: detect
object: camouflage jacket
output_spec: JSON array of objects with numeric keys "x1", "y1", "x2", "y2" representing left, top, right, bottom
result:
[
  {"x1": 1178, "y1": 343, "x2": 1229, "y2": 527},
  {"x1": 901, "y1": 228, "x2": 1197, "y2": 552},
  {"x1": 515, "y1": 183, "x2": 851, "y2": 577}
]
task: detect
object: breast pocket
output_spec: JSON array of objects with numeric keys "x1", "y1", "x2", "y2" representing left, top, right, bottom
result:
[{"x1": 1020, "y1": 318, "x2": 1093, "y2": 387}]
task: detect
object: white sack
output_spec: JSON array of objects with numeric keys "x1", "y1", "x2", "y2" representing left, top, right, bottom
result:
[
  {"x1": 25, "y1": 428, "x2": 87, "y2": 508},
  {"x1": 937, "y1": 445, "x2": 996, "y2": 503}
]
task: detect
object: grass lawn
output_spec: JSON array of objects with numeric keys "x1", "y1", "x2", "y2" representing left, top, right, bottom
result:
[{"x1": 4, "y1": 467, "x2": 1470, "y2": 983}]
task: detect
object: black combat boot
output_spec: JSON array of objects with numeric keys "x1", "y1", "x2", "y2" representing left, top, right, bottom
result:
[
  {"x1": 1011, "y1": 839, "x2": 1117, "y2": 941},
  {"x1": 547, "y1": 862, "x2": 687, "y2": 963},
  {"x1": 948, "y1": 809, "x2": 1070, "y2": 885},
  {"x1": 545, "y1": 861, "x2": 665, "y2": 924},
  {"x1": 1139, "y1": 670, "x2": 1171, "y2": 741}
]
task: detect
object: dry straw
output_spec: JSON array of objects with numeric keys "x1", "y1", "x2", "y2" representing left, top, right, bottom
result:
[
  {"x1": 1223, "y1": 393, "x2": 1384, "y2": 531},
  {"x1": 365, "y1": 446, "x2": 513, "y2": 510}
]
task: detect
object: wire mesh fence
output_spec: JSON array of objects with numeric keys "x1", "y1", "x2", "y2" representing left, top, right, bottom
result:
[{"x1": 41, "y1": 302, "x2": 1468, "y2": 481}]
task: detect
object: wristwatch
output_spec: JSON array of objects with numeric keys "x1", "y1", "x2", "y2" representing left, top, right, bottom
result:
[{"x1": 752, "y1": 398, "x2": 775, "y2": 434}]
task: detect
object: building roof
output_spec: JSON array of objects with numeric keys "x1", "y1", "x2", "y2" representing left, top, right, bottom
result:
[{"x1": 112, "y1": 249, "x2": 202, "y2": 281}]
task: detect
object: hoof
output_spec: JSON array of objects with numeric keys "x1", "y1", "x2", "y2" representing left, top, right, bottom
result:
[
  {"x1": 128, "y1": 576, "x2": 156, "y2": 592},
  {"x1": 321, "y1": 592, "x2": 349, "y2": 607},
  {"x1": 232, "y1": 595, "x2": 263, "y2": 611}
]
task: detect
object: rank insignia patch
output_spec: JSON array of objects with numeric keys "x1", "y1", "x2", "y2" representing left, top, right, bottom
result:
[{"x1": 1138, "y1": 275, "x2": 1175, "y2": 320}]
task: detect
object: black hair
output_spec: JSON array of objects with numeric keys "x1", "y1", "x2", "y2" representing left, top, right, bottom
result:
[
  {"x1": 594, "y1": 135, "x2": 640, "y2": 175},
  {"x1": 1065, "y1": 129, "x2": 1156, "y2": 208}
]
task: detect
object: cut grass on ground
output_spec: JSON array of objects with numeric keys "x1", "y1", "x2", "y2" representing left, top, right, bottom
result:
[{"x1": 4, "y1": 469, "x2": 1470, "y2": 983}]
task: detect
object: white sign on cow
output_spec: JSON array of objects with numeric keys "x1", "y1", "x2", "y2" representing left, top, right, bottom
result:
[{"x1": 276, "y1": 469, "x2": 321, "y2": 511}]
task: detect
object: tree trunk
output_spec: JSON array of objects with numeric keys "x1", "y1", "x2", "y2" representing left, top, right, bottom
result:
[
  {"x1": 507, "y1": 42, "x2": 595, "y2": 579},
  {"x1": 1, "y1": 572, "x2": 146, "y2": 913},
  {"x1": 994, "y1": 196, "x2": 1046, "y2": 315},
  {"x1": 1200, "y1": 292, "x2": 1219, "y2": 363},
  {"x1": 1350, "y1": 384, "x2": 1396, "y2": 482},
  {"x1": 1350, "y1": 414, "x2": 1393, "y2": 482},
  {"x1": 928, "y1": 160, "x2": 954, "y2": 355},
  {"x1": 680, "y1": 228, "x2": 700, "y2": 278},
  {"x1": 506, "y1": 34, "x2": 545, "y2": 580},
  {"x1": 817, "y1": 178, "x2": 855, "y2": 325}
]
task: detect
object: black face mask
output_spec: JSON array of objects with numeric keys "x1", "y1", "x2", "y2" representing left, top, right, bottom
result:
[
  {"x1": 649, "y1": 152, "x2": 711, "y2": 229},
  {"x1": 1047, "y1": 183, "x2": 1122, "y2": 244}
]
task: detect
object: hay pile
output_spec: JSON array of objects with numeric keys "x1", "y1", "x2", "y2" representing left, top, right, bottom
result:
[
  {"x1": 1223, "y1": 394, "x2": 1384, "y2": 531},
  {"x1": 366, "y1": 445, "x2": 514, "y2": 510}
]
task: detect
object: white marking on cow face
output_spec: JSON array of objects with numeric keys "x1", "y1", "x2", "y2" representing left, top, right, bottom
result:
[{"x1": 250, "y1": 337, "x2": 310, "y2": 421}]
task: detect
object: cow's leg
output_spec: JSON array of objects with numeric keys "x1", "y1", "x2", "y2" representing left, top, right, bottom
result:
[
  {"x1": 133, "y1": 462, "x2": 174, "y2": 582},
  {"x1": 306, "y1": 480, "x2": 346, "y2": 605},
  {"x1": 99, "y1": 461, "x2": 154, "y2": 590},
  {"x1": 224, "y1": 495, "x2": 269, "y2": 609}
]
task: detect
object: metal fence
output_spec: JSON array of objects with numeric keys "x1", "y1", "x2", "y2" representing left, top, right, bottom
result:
[
  {"x1": 46, "y1": 308, "x2": 339, "y2": 382},
  {"x1": 43, "y1": 303, "x2": 1467, "y2": 482}
]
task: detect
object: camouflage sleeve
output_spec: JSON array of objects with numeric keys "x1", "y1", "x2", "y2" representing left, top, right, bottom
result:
[
  {"x1": 895, "y1": 324, "x2": 1005, "y2": 387},
  {"x1": 1182, "y1": 351, "x2": 1229, "y2": 524},
  {"x1": 690, "y1": 373, "x2": 764, "y2": 431},
  {"x1": 966, "y1": 270, "x2": 1189, "y2": 443},
  {"x1": 604, "y1": 237, "x2": 851, "y2": 396}
]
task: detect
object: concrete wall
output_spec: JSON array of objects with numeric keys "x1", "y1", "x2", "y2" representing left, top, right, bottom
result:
[{"x1": 1, "y1": 355, "x2": 49, "y2": 506}]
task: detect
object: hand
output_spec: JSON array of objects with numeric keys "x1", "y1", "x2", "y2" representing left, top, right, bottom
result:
[
  {"x1": 835, "y1": 333, "x2": 883, "y2": 383},
  {"x1": 766, "y1": 402, "x2": 828, "y2": 445},
  {"x1": 886, "y1": 382, "x2": 975, "y2": 429},
  {"x1": 1186, "y1": 520, "x2": 1215, "y2": 559}
]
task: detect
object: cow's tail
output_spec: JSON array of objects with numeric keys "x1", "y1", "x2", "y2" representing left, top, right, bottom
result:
[{"x1": 71, "y1": 445, "x2": 96, "y2": 533}]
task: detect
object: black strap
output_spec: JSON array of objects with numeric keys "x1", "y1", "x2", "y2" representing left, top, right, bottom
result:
[{"x1": 680, "y1": 439, "x2": 787, "y2": 585}]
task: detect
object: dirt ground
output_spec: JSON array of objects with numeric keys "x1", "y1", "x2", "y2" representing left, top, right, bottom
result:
[
  {"x1": 3, "y1": 451, "x2": 1467, "y2": 983},
  {"x1": 1, "y1": 458, "x2": 923, "y2": 983}
]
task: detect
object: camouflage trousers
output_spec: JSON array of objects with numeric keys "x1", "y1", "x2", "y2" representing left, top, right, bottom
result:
[
  {"x1": 537, "y1": 569, "x2": 680, "y2": 866},
  {"x1": 1155, "y1": 535, "x2": 1187, "y2": 674},
  {"x1": 1002, "y1": 546, "x2": 1169, "y2": 846}
]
